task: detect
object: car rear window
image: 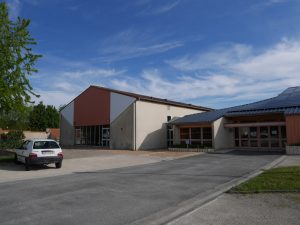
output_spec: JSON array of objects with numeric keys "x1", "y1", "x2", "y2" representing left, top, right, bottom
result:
[{"x1": 33, "y1": 141, "x2": 60, "y2": 149}]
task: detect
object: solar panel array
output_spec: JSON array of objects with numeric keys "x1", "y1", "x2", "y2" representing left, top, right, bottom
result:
[{"x1": 171, "y1": 87, "x2": 300, "y2": 124}]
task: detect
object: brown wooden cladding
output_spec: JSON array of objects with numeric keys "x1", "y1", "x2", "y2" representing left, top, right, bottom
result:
[
  {"x1": 286, "y1": 115, "x2": 300, "y2": 145},
  {"x1": 74, "y1": 86, "x2": 110, "y2": 126}
]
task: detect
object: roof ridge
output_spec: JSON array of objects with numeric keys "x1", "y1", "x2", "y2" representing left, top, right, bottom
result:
[{"x1": 91, "y1": 85, "x2": 212, "y2": 111}]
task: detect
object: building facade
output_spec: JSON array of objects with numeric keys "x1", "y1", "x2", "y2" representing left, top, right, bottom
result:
[
  {"x1": 60, "y1": 86, "x2": 211, "y2": 150},
  {"x1": 171, "y1": 87, "x2": 300, "y2": 151}
]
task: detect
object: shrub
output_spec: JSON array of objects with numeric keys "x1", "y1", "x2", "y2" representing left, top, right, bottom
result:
[{"x1": 0, "y1": 130, "x2": 24, "y2": 150}]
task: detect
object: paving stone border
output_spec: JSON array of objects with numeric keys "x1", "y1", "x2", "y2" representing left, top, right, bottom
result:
[{"x1": 286, "y1": 146, "x2": 300, "y2": 155}]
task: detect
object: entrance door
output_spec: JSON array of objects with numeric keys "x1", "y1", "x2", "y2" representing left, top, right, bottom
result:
[
  {"x1": 102, "y1": 127, "x2": 110, "y2": 147},
  {"x1": 75, "y1": 129, "x2": 81, "y2": 144}
]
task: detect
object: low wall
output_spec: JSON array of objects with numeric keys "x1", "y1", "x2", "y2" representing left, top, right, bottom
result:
[
  {"x1": 286, "y1": 146, "x2": 300, "y2": 155},
  {"x1": 168, "y1": 147, "x2": 215, "y2": 153}
]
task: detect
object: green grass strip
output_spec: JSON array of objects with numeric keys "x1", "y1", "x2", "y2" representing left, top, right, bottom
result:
[{"x1": 231, "y1": 166, "x2": 300, "y2": 193}]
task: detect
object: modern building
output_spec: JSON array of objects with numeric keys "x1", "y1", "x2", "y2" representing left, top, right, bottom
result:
[
  {"x1": 170, "y1": 87, "x2": 300, "y2": 151},
  {"x1": 60, "y1": 85, "x2": 211, "y2": 150}
]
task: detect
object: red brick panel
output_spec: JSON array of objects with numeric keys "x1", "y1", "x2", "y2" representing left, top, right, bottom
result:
[
  {"x1": 74, "y1": 87, "x2": 110, "y2": 126},
  {"x1": 286, "y1": 115, "x2": 300, "y2": 145}
]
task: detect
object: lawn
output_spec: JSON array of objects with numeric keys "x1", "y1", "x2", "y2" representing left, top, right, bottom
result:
[{"x1": 231, "y1": 166, "x2": 300, "y2": 193}]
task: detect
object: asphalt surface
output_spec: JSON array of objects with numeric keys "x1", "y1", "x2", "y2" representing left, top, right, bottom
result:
[
  {"x1": 0, "y1": 151, "x2": 281, "y2": 225},
  {"x1": 171, "y1": 193, "x2": 300, "y2": 225}
]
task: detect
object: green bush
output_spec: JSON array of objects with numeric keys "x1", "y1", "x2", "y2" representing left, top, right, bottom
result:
[{"x1": 0, "y1": 130, "x2": 24, "y2": 150}]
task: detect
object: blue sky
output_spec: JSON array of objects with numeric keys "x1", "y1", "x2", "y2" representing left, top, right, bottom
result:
[{"x1": 6, "y1": 0, "x2": 300, "y2": 109}]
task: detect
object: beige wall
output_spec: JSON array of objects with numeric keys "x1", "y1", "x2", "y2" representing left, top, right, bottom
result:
[
  {"x1": 213, "y1": 117, "x2": 234, "y2": 149},
  {"x1": 110, "y1": 104, "x2": 134, "y2": 150},
  {"x1": 23, "y1": 131, "x2": 48, "y2": 140},
  {"x1": 135, "y1": 101, "x2": 203, "y2": 150}
]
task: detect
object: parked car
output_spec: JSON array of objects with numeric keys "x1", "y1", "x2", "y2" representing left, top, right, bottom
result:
[{"x1": 14, "y1": 139, "x2": 63, "y2": 171}]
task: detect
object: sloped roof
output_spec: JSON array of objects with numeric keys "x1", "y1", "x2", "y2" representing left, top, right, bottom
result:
[
  {"x1": 171, "y1": 86, "x2": 300, "y2": 124},
  {"x1": 90, "y1": 86, "x2": 212, "y2": 111}
]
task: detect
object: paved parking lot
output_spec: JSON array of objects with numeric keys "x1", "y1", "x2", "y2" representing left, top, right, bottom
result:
[
  {"x1": 0, "y1": 151, "x2": 281, "y2": 225},
  {"x1": 0, "y1": 149, "x2": 200, "y2": 183}
]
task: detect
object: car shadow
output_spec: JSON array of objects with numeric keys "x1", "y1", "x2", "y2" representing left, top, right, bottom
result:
[{"x1": 0, "y1": 162, "x2": 57, "y2": 171}]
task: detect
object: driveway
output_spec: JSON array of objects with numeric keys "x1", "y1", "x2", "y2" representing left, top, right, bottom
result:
[{"x1": 0, "y1": 151, "x2": 281, "y2": 225}]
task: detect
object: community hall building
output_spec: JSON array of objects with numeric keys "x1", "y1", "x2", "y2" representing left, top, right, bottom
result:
[
  {"x1": 60, "y1": 85, "x2": 211, "y2": 150},
  {"x1": 170, "y1": 86, "x2": 300, "y2": 151},
  {"x1": 60, "y1": 85, "x2": 300, "y2": 151}
]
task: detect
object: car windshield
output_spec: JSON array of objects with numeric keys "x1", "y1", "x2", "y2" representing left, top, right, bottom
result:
[{"x1": 33, "y1": 141, "x2": 60, "y2": 149}]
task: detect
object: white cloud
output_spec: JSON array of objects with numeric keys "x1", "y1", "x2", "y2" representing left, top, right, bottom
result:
[
  {"x1": 166, "y1": 43, "x2": 252, "y2": 71},
  {"x1": 62, "y1": 68, "x2": 126, "y2": 79},
  {"x1": 233, "y1": 39, "x2": 300, "y2": 78},
  {"x1": 97, "y1": 29, "x2": 183, "y2": 62},
  {"x1": 31, "y1": 63, "x2": 126, "y2": 107},
  {"x1": 135, "y1": 0, "x2": 181, "y2": 15},
  {"x1": 33, "y1": 39, "x2": 300, "y2": 109},
  {"x1": 110, "y1": 39, "x2": 300, "y2": 108}
]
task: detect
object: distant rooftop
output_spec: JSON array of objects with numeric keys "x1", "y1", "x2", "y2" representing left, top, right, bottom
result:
[{"x1": 171, "y1": 86, "x2": 300, "y2": 124}]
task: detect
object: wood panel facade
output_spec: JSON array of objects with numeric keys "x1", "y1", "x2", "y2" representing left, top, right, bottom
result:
[
  {"x1": 286, "y1": 115, "x2": 300, "y2": 145},
  {"x1": 74, "y1": 87, "x2": 110, "y2": 126}
]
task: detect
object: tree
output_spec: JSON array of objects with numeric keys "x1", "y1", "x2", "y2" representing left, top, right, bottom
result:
[
  {"x1": 0, "y1": 105, "x2": 31, "y2": 130},
  {"x1": 0, "y1": 2, "x2": 41, "y2": 114},
  {"x1": 29, "y1": 102, "x2": 59, "y2": 131}
]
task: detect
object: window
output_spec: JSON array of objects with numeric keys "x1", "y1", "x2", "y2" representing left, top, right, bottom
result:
[
  {"x1": 249, "y1": 127, "x2": 257, "y2": 138},
  {"x1": 33, "y1": 141, "x2": 60, "y2": 149},
  {"x1": 270, "y1": 126, "x2": 279, "y2": 138},
  {"x1": 260, "y1": 127, "x2": 268, "y2": 139},
  {"x1": 203, "y1": 128, "x2": 212, "y2": 139},
  {"x1": 180, "y1": 128, "x2": 189, "y2": 139},
  {"x1": 241, "y1": 127, "x2": 249, "y2": 138},
  {"x1": 180, "y1": 127, "x2": 212, "y2": 147},
  {"x1": 191, "y1": 128, "x2": 201, "y2": 139}
]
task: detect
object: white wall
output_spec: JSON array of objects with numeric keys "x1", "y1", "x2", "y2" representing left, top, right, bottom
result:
[
  {"x1": 135, "y1": 101, "x2": 204, "y2": 150},
  {"x1": 60, "y1": 101, "x2": 75, "y2": 146},
  {"x1": 61, "y1": 101, "x2": 74, "y2": 125},
  {"x1": 110, "y1": 104, "x2": 134, "y2": 150},
  {"x1": 110, "y1": 92, "x2": 135, "y2": 123},
  {"x1": 213, "y1": 117, "x2": 234, "y2": 149}
]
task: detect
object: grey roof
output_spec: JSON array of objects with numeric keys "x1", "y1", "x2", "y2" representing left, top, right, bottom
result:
[{"x1": 170, "y1": 87, "x2": 300, "y2": 125}]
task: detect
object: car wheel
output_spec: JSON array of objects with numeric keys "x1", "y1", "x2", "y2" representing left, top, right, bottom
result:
[
  {"x1": 25, "y1": 158, "x2": 30, "y2": 171},
  {"x1": 14, "y1": 153, "x2": 21, "y2": 164},
  {"x1": 55, "y1": 162, "x2": 62, "y2": 169}
]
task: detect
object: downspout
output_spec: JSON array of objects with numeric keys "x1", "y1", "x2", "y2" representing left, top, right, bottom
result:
[{"x1": 133, "y1": 101, "x2": 137, "y2": 151}]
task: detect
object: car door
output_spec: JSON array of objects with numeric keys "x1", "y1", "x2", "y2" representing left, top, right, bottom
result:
[{"x1": 16, "y1": 141, "x2": 29, "y2": 163}]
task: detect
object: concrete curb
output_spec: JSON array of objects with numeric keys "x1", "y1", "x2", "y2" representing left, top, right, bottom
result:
[{"x1": 129, "y1": 155, "x2": 286, "y2": 225}]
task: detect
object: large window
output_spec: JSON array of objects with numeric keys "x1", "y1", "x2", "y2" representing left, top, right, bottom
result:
[
  {"x1": 75, "y1": 125, "x2": 110, "y2": 146},
  {"x1": 234, "y1": 125, "x2": 286, "y2": 148},
  {"x1": 180, "y1": 128, "x2": 190, "y2": 140},
  {"x1": 180, "y1": 127, "x2": 212, "y2": 147}
]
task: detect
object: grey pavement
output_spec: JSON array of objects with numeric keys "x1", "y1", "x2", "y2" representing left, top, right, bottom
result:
[
  {"x1": 170, "y1": 193, "x2": 300, "y2": 225},
  {"x1": 169, "y1": 154, "x2": 300, "y2": 225},
  {"x1": 0, "y1": 149, "x2": 199, "y2": 183},
  {"x1": 0, "y1": 151, "x2": 281, "y2": 225}
]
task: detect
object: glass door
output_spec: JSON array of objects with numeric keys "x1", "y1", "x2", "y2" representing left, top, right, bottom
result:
[
  {"x1": 75, "y1": 129, "x2": 81, "y2": 144},
  {"x1": 102, "y1": 127, "x2": 110, "y2": 147}
]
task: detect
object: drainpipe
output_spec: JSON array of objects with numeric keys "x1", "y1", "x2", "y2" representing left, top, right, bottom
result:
[{"x1": 133, "y1": 102, "x2": 137, "y2": 151}]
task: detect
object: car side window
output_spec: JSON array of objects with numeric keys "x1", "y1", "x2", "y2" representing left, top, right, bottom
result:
[{"x1": 22, "y1": 141, "x2": 29, "y2": 150}]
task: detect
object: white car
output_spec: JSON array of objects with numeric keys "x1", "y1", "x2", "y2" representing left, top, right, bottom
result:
[{"x1": 14, "y1": 139, "x2": 63, "y2": 171}]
